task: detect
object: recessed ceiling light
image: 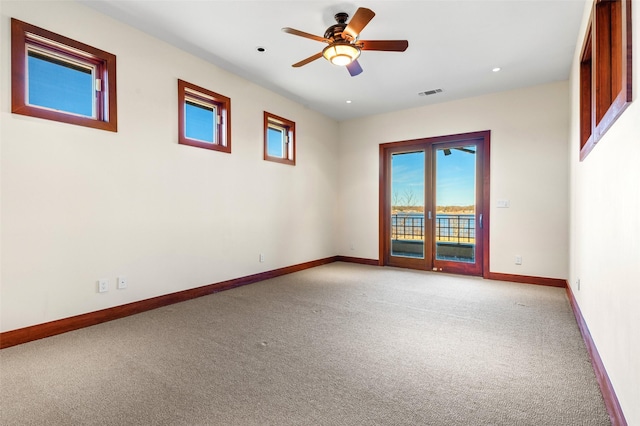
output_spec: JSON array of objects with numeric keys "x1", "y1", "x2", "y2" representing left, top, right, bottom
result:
[
  {"x1": 492, "y1": 67, "x2": 501, "y2": 72},
  {"x1": 346, "y1": 100, "x2": 352, "y2": 104}
]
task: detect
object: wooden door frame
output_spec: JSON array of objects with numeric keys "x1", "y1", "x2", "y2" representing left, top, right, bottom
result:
[{"x1": 378, "y1": 130, "x2": 491, "y2": 278}]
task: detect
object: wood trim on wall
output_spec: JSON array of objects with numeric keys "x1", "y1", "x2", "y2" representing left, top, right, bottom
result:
[
  {"x1": 11, "y1": 18, "x2": 118, "y2": 132},
  {"x1": 566, "y1": 284, "x2": 628, "y2": 426},
  {"x1": 0, "y1": 256, "x2": 337, "y2": 349},
  {"x1": 0, "y1": 259, "x2": 572, "y2": 350},
  {"x1": 378, "y1": 144, "x2": 387, "y2": 266},
  {"x1": 178, "y1": 79, "x2": 231, "y2": 153},
  {"x1": 263, "y1": 111, "x2": 296, "y2": 165},
  {"x1": 579, "y1": 0, "x2": 633, "y2": 161},
  {"x1": 4, "y1": 255, "x2": 627, "y2": 424},
  {"x1": 485, "y1": 272, "x2": 566, "y2": 288},
  {"x1": 1, "y1": 254, "x2": 627, "y2": 425},
  {"x1": 335, "y1": 256, "x2": 380, "y2": 266},
  {"x1": 480, "y1": 133, "x2": 491, "y2": 279}
]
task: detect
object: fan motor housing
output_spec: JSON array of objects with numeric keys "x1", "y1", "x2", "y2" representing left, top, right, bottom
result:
[
  {"x1": 324, "y1": 12, "x2": 350, "y2": 41},
  {"x1": 324, "y1": 23, "x2": 347, "y2": 41}
]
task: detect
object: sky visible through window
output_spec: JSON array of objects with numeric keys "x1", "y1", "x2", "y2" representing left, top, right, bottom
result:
[
  {"x1": 185, "y1": 102, "x2": 215, "y2": 143},
  {"x1": 392, "y1": 151, "x2": 425, "y2": 207},
  {"x1": 267, "y1": 127, "x2": 284, "y2": 157},
  {"x1": 392, "y1": 147, "x2": 476, "y2": 207},
  {"x1": 28, "y1": 52, "x2": 93, "y2": 117},
  {"x1": 436, "y1": 147, "x2": 476, "y2": 207}
]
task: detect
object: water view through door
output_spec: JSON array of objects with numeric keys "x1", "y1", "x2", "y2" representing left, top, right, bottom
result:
[
  {"x1": 381, "y1": 132, "x2": 489, "y2": 276},
  {"x1": 391, "y1": 151, "x2": 426, "y2": 259}
]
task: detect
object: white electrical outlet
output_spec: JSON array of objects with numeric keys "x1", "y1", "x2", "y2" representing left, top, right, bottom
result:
[
  {"x1": 515, "y1": 255, "x2": 522, "y2": 265},
  {"x1": 117, "y1": 276, "x2": 127, "y2": 289},
  {"x1": 259, "y1": 253, "x2": 265, "y2": 263},
  {"x1": 98, "y1": 279, "x2": 109, "y2": 293}
]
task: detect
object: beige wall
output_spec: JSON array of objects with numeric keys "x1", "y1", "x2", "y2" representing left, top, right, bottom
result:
[
  {"x1": 0, "y1": 1, "x2": 339, "y2": 332},
  {"x1": 568, "y1": 1, "x2": 640, "y2": 423},
  {"x1": 3, "y1": 1, "x2": 637, "y2": 422},
  {"x1": 337, "y1": 81, "x2": 570, "y2": 279}
]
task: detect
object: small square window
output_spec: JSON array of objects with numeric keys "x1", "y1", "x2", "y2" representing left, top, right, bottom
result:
[
  {"x1": 11, "y1": 19, "x2": 117, "y2": 132},
  {"x1": 178, "y1": 79, "x2": 231, "y2": 153},
  {"x1": 264, "y1": 111, "x2": 295, "y2": 165}
]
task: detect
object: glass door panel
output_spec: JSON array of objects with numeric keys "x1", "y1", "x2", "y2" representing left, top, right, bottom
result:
[
  {"x1": 390, "y1": 151, "x2": 425, "y2": 259},
  {"x1": 433, "y1": 144, "x2": 481, "y2": 275}
]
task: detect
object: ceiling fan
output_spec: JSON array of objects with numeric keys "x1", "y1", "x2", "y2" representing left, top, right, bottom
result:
[{"x1": 282, "y1": 7, "x2": 408, "y2": 76}]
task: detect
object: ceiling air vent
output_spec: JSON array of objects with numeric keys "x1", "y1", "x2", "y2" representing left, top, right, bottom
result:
[{"x1": 418, "y1": 89, "x2": 443, "y2": 97}]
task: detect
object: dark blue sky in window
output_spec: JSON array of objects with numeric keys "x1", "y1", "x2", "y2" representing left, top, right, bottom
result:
[
  {"x1": 28, "y1": 53, "x2": 93, "y2": 117},
  {"x1": 185, "y1": 102, "x2": 215, "y2": 143},
  {"x1": 267, "y1": 127, "x2": 284, "y2": 158}
]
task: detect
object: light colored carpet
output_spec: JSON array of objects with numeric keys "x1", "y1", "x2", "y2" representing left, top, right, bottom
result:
[{"x1": 0, "y1": 262, "x2": 610, "y2": 425}]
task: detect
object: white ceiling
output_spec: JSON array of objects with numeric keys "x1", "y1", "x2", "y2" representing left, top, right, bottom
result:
[{"x1": 80, "y1": 0, "x2": 586, "y2": 121}]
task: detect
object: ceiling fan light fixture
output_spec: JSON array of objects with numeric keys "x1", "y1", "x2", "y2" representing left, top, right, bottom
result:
[{"x1": 322, "y1": 43, "x2": 360, "y2": 66}]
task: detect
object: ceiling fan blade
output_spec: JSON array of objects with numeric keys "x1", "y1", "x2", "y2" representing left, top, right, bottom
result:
[
  {"x1": 292, "y1": 52, "x2": 323, "y2": 68},
  {"x1": 360, "y1": 40, "x2": 409, "y2": 52},
  {"x1": 282, "y1": 27, "x2": 329, "y2": 43},
  {"x1": 346, "y1": 59, "x2": 363, "y2": 76},
  {"x1": 344, "y1": 7, "x2": 375, "y2": 40}
]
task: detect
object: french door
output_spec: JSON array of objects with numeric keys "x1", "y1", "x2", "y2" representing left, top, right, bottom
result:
[{"x1": 379, "y1": 131, "x2": 490, "y2": 276}]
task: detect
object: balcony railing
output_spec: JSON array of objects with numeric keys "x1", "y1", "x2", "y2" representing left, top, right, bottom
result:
[{"x1": 391, "y1": 214, "x2": 475, "y2": 244}]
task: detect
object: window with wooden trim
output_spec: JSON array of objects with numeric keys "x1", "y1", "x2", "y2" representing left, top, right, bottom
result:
[
  {"x1": 178, "y1": 79, "x2": 231, "y2": 153},
  {"x1": 579, "y1": 0, "x2": 632, "y2": 161},
  {"x1": 264, "y1": 112, "x2": 295, "y2": 165},
  {"x1": 11, "y1": 18, "x2": 117, "y2": 132}
]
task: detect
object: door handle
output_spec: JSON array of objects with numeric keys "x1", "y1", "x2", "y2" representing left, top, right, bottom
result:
[
  {"x1": 479, "y1": 213, "x2": 483, "y2": 229},
  {"x1": 428, "y1": 211, "x2": 432, "y2": 220}
]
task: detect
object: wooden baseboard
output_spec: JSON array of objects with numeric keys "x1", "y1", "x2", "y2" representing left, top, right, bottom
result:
[
  {"x1": 485, "y1": 272, "x2": 566, "y2": 288},
  {"x1": 566, "y1": 284, "x2": 627, "y2": 426},
  {"x1": 335, "y1": 255, "x2": 380, "y2": 266},
  {"x1": 0, "y1": 256, "x2": 338, "y2": 350},
  {"x1": 3, "y1": 255, "x2": 625, "y2": 426}
]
